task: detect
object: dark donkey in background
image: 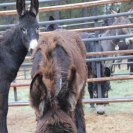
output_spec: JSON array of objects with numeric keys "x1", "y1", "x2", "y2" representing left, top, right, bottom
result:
[
  {"x1": 85, "y1": 10, "x2": 133, "y2": 114},
  {"x1": 44, "y1": 16, "x2": 62, "y2": 31},
  {"x1": 80, "y1": 33, "x2": 111, "y2": 115},
  {"x1": 0, "y1": 0, "x2": 39, "y2": 132},
  {"x1": 30, "y1": 29, "x2": 87, "y2": 133}
]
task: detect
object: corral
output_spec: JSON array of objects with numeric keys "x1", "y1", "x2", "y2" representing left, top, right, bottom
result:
[{"x1": 0, "y1": 0, "x2": 133, "y2": 132}]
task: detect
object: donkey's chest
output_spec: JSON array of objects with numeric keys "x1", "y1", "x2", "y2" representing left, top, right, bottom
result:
[
  {"x1": 0, "y1": 61, "x2": 18, "y2": 82},
  {"x1": 0, "y1": 53, "x2": 22, "y2": 82}
]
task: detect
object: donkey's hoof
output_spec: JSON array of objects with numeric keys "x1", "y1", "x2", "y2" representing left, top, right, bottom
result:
[{"x1": 97, "y1": 111, "x2": 105, "y2": 115}]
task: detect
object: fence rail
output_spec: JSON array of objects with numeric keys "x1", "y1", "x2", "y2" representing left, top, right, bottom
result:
[
  {"x1": 11, "y1": 83, "x2": 30, "y2": 87},
  {"x1": 8, "y1": 97, "x2": 133, "y2": 107},
  {"x1": 86, "y1": 50, "x2": 133, "y2": 56},
  {"x1": 5, "y1": 0, "x2": 133, "y2": 108},
  {"x1": 71, "y1": 23, "x2": 133, "y2": 32},
  {"x1": 87, "y1": 75, "x2": 133, "y2": 83},
  {"x1": 0, "y1": 0, "x2": 130, "y2": 16},
  {"x1": 10, "y1": 74, "x2": 133, "y2": 87},
  {"x1": 0, "y1": 0, "x2": 62, "y2": 7},
  {"x1": 39, "y1": 11, "x2": 133, "y2": 25}
]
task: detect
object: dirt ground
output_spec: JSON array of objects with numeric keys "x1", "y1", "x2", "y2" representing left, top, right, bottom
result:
[{"x1": 7, "y1": 107, "x2": 133, "y2": 133}]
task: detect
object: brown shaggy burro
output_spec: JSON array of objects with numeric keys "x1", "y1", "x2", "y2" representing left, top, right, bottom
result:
[{"x1": 30, "y1": 30, "x2": 87, "y2": 133}]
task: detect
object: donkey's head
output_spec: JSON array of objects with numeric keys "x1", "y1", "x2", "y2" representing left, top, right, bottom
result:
[
  {"x1": 111, "y1": 9, "x2": 133, "y2": 45},
  {"x1": 30, "y1": 72, "x2": 77, "y2": 133},
  {"x1": 16, "y1": 0, "x2": 39, "y2": 52},
  {"x1": 44, "y1": 16, "x2": 62, "y2": 32}
]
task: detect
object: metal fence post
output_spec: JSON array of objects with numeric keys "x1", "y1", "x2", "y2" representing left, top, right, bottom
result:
[
  {"x1": 13, "y1": 80, "x2": 18, "y2": 101},
  {"x1": 93, "y1": 4, "x2": 102, "y2": 98},
  {"x1": 13, "y1": 87, "x2": 18, "y2": 101}
]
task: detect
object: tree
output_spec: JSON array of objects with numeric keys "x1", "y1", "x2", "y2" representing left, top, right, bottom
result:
[{"x1": 120, "y1": 1, "x2": 133, "y2": 12}]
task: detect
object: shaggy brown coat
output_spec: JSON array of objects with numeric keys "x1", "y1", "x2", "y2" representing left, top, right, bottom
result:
[{"x1": 30, "y1": 29, "x2": 87, "y2": 133}]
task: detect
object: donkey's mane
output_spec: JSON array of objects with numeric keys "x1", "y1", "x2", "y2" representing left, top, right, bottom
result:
[
  {"x1": 32, "y1": 29, "x2": 87, "y2": 97},
  {"x1": 103, "y1": 16, "x2": 130, "y2": 37},
  {"x1": 33, "y1": 29, "x2": 87, "y2": 81},
  {"x1": 39, "y1": 40, "x2": 58, "y2": 94},
  {"x1": 33, "y1": 31, "x2": 69, "y2": 95},
  {"x1": 31, "y1": 29, "x2": 87, "y2": 133}
]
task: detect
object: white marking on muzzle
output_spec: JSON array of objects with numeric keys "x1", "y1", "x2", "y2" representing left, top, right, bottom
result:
[
  {"x1": 115, "y1": 45, "x2": 119, "y2": 51},
  {"x1": 96, "y1": 105, "x2": 105, "y2": 115},
  {"x1": 29, "y1": 39, "x2": 38, "y2": 51},
  {"x1": 125, "y1": 37, "x2": 133, "y2": 45}
]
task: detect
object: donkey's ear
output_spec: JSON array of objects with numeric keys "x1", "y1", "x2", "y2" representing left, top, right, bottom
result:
[
  {"x1": 30, "y1": 74, "x2": 47, "y2": 117},
  {"x1": 58, "y1": 66, "x2": 76, "y2": 98},
  {"x1": 117, "y1": 9, "x2": 120, "y2": 13},
  {"x1": 30, "y1": 0, "x2": 39, "y2": 16},
  {"x1": 49, "y1": 16, "x2": 55, "y2": 21},
  {"x1": 110, "y1": 9, "x2": 117, "y2": 14},
  {"x1": 16, "y1": 0, "x2": 26, "y2": 16}
]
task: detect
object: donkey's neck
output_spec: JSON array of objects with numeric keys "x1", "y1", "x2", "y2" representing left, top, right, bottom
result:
[
  {"x1": 102, "y1": 29, "x2": 120, "y2": 44},
  {"x1": 103, "y1": 29, "x2": 117, "y2": 36},
  {"x1": 5, "y1": 26, "x2": 27, "y2": 56},
  {"x1": 3, "y1": 26, "x2": 27, "y2": 71}
]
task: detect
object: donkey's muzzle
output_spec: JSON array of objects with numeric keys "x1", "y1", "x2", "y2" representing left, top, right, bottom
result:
[
  {"x1": 125, "y1": 37, "x2": 133, "y2": 45},
  {"x1": 29, "y1": 39, "x2": 38, "y2": 53},
  {"x1": 96, "y1": 105, "x2": 105, "y2": 115}
]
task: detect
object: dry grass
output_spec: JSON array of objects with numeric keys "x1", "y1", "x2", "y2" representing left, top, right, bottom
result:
[
  {"x1": 8, "y1": 107, "x2": 133, "y2": 133},
  {"x1": 8, "y1": 63, "x2": 133, "y2": 133}
]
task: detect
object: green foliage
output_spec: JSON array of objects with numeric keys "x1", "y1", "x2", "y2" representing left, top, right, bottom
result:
[{"x1": 120, "y1": 1, "x2": 133, "y2": 12}]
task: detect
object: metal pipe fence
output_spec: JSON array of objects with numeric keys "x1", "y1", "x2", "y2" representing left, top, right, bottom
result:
[
  {"x1": 1, "y1": 17, "x2": 133, "y2": 30},
  {"x1": 86, "y1": 50, "x2": 133, "y2": 57},
  {"x1": 86, "y1": 55, "x2": 133, "y2": 62},
  {"x1": 8, "y1": 97, "x2": 133, "y2": 107},
  {"x1": 4, "y1": 0, "x2": 133, "y2": 107},
  {"x1": 0, "y1": 0, "x2": 62, "y2": 7},
  {"x1": 0, "y1": 0, "x2": 130, "y2": 16},
  {"x1": 38, "y1": 11, "x2": 133, "y2": 25}
]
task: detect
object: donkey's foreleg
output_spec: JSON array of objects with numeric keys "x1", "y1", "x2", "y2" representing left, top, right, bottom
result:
[
  {"x1": 67, "y1": 89, "x2": 86, "y2": 133},
  {"x1": 75, "y1": 100, "x2": 86, "y2": 133},
  {"x1": 0, "y1": 83, "x2": 10, "y2": 133},
  {"x1": 88, "y1": 83, "x2": 95, "y2": 108}
]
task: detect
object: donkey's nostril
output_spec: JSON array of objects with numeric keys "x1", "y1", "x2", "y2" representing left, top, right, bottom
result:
[
  {"x1": 29, "y1": 49, "x2": 33, "y2": 55},
  {"x1": 125, "y1": 37, "x2": 133, "y2": 45},
  {"x1": 96, "y1": 105, "x2": 105, "y2": 115}
]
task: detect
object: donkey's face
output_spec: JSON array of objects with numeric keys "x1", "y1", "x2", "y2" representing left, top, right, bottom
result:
[
  {"x1": 111, "y1": 10, "x2": 133, "y2": 45},
  {"x1": 116, "y1": 17, "x2": 133, "y2": 45},
  {"x1": 17, "y1": 0, "x2": 39, "y2": 52},
  {"x1": 30, "y1": 74, "x2": 77, "y2": 133}
]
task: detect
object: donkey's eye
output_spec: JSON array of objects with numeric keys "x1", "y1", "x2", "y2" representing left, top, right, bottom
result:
[
  {"x1": 36, "y1": 26, "x2": 39, "y2": 33},
  {"x1": 22, "y1": 27, "x2": 27, "y2": 35}
]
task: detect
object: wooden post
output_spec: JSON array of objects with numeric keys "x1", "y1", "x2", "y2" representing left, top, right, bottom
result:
[{"x1": 13, "y1": 87, "x2": 18, "y2": 101}]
